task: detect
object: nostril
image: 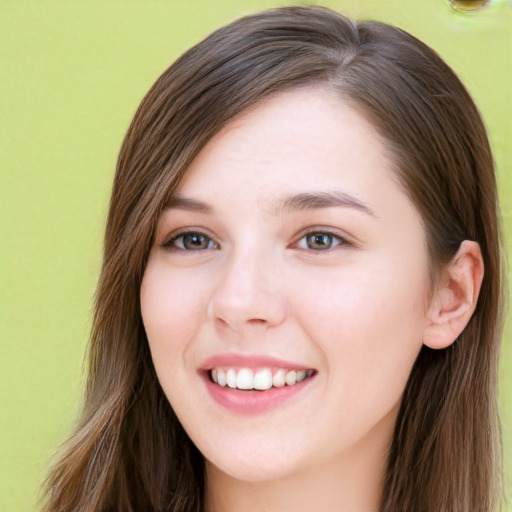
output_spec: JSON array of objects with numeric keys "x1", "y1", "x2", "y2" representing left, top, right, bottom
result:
[{"x1": 214, "y1": 317, "x2": 231, "y2": 328}]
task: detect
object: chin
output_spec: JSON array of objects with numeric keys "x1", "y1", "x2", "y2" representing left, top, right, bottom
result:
[
  {"x1": 207, "y1": 457, "x2": 302, "y2": 483},
  {"x1": 202, "y1": 435, "x2": 308, "y2": 483}
]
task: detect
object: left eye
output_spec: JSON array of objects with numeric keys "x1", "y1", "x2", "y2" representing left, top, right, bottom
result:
[
  {"x1": 164, "y1": 232, "x2": 217, "y2": 251},
  {"x1": 297, "y1": 231, "x2": 345, "y2": 251}
]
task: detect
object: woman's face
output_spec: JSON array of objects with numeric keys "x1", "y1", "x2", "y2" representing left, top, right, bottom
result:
[{"x1": 141, "y1": 88, "x2": 432, "y2": 482}]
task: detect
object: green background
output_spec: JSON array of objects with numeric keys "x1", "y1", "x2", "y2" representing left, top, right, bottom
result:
[{"x1": 1, "y1": 1, "x2": 510, "y2": 510}]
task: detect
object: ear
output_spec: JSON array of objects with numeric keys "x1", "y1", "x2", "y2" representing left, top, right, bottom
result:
[{"x1": 423, "y1": 240, "x2": 484, "y2": 350}]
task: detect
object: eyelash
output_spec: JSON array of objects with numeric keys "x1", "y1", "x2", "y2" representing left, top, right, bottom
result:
[
  {"x1": 161, "y1": 229, "x2": 350, "y2": 253},
  {"x1": 294, "y1": 230, "x2": 349, "y2": 252},
  {"x1": 162, "y1": 231, "x2": 218, "y2": 252}
]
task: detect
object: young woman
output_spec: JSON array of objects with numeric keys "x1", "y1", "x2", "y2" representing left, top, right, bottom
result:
[{"x1": 43, "y1": 6, "x2": 504, "y2": 512}]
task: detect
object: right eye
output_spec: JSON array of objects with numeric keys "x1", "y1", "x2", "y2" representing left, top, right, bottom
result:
[{"x1": 163, "y1": 231, "x2": 218, "y2": 251}]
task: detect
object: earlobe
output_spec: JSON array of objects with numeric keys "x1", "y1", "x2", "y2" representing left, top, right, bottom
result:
[{"x1": 423, "y1": 240, "x2": 484, "y2": 350}]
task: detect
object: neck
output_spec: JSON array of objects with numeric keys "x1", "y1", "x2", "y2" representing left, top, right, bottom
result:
[{"x1": 205, "y1": 412, "x2": 393, "y2": 512}]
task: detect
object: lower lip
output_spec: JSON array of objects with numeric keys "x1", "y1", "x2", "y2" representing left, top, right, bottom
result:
[{"x1": 201, "y1": 372, "x2": 314, "y2": 414}]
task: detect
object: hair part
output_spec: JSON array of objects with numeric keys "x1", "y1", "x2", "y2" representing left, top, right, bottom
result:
[{"x1": 43, "y1": 6, "x2": 504, "y2": 512}]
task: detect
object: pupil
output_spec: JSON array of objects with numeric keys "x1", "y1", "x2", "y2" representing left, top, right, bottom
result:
[
  {"x1": 184, "y1": 233, "x2": 206, "y2": 249},
  {"x1": 308, "y1": 233, "x2": 331, "y2": 249}
]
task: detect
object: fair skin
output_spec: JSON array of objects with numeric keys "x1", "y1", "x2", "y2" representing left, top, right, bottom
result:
[{"x1": 140, "y1": 88, "x2": 483, "y2": 512}]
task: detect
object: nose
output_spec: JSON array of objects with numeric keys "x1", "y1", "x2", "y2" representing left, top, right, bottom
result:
[{"x1": 207, "y1": 249, "x2": 287, "y2": 334}]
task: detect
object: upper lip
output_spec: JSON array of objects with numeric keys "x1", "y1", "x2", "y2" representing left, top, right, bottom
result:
[{"x1": 200, "y1": 353, "x2": 312, "y2": 371}]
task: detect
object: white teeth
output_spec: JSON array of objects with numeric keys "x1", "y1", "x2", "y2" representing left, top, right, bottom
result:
[
  {"x1": 296, "y1": 370, "x2": 306, "y2": 382},
  {"x1": 272, "y1": 369, "x2": 286, "y2": 387},
  {"x1": 253, "y1": 369, "x2": 273, "y2": 390},
  {"x1": 237, "y1": 368, "x2": 253, "y2": 390},
  {"x1": 285, "y1": 370, "x2": 296, "y2": 386},
  {"x1": 210, "y1": 367, "x2": 313, "y2": 391},
  {"x1": 226, "y1": 368, "x2": 237, "y2": 388}
]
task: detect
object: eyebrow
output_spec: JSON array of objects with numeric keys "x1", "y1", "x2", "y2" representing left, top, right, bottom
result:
[
  {"x1": 270, "y1": 191, "x2": 376, "y2": 217},
  {"x1": 165, "y1": 196, "x2": 214, "y2": 213},
  {"x1": 165, "y1": 191, "x2": 376, "y2": 217}
]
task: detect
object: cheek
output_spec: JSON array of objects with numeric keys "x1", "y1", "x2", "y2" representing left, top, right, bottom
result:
[
  {"x1": 290, "y1": 259, "x2": 427, "y2": 390},
  {"x1": 294, "y1": 263, "x2": 426, "y2": 334},
  {"x1": 140, "y1": 263, "x2": 207, "y2": 367}
]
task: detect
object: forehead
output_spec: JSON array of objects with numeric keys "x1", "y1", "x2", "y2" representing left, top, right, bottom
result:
[{"x1": 174, "y1": 88, "x2": 397, "y2": 212}]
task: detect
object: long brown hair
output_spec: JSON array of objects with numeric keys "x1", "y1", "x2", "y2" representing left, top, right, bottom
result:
[{"x1": 43, "y1": 6, "x2": 504, "y2": 511}]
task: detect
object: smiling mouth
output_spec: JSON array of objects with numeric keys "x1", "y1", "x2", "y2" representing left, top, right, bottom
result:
[{"x1": 209, "y1": 367, "x2": 315, "y2": 391}]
